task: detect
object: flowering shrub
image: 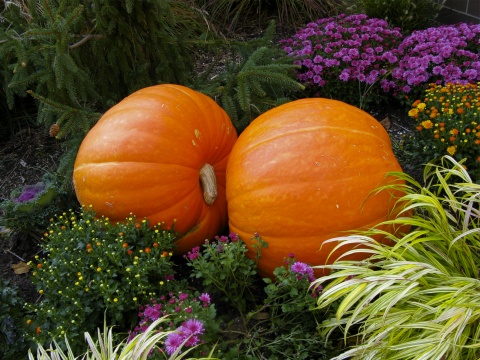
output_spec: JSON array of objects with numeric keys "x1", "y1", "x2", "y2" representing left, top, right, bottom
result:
[
  {"x1": 403, "y1": 82, "x2": 480, "y2": 181},
  {"x1": 391, "y1": 23, "x2": 480, "y2": 97},
  {"x1": 263, "y1": 255, "x2": 323, "y2": 313},
  {"x1": 185, "y1": 233, "x2": 258, "y2": 316},
  {"x1": 128, "y1": 291, "x2": 218, "y2": 357},
  {"x1": 25, "y1": 208, "x2": 177, "y2": 353},
  {"x1": 279, "y1": 13, "x2": 403, "y2": 108}
]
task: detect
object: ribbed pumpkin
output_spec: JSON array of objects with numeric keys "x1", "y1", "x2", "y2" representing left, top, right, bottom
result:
[
  {"x1": 226, "y1": 98, "x2": 406, "y2": 278},
  {"x1": 73, "y1": 84, "x2": 237, "y2": 253}
]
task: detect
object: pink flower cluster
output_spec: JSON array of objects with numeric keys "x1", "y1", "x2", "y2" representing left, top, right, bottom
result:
[
  {"x1": 280, "y1": 13, "x2": 402, "y2": 90},
  {"x1": 280, "y1": 14, "x2": 480, "y2": 98},
  {"x1": 165, "y1": 318, "x2": 205, "y2": 355},
  {"x1": 391, "y1": 23, "x2": 480, "y2": 93},
  {"x1": 290, "y1": 261, "x2": 316, "y2": 282},
  {"x1": 287, "y1": 257, "x2": 322, "y2": 297},
  {"x1": 185, "y1": 233, "x2": 240, "y2": 259},
  {"x1": 128, "y1": 291, "x2": 212, "y2": 353}
]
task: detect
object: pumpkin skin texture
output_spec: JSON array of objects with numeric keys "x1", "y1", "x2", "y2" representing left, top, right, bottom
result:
[
  {"x1": 226, "y1": 98, "x2": 406, "y2": 278},
  {"x1": 73, "y1": 84, "x2": 237, "y2": 253}
]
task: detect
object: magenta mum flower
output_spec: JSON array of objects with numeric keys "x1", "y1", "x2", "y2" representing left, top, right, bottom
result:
[
  {"x1": 165, "y1": 332, "x2": 184, "y2": 355},
  {"x1": 290, "y1": 261, "x2": 316, "y2": 282},
  {"x1": 199, "y1": 293, "x2": 211, "y2": 305},
  {"x1": 182, "y1": 318, "x2": 204, "y2": 335},
  {"x1": 143, "y1": 304, "x2": 161, "y2": 321}
]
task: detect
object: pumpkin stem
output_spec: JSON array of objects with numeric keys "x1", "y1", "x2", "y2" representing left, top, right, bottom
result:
[{"x1": 199, "y1": 163, "x2": 217, "y2": 205}]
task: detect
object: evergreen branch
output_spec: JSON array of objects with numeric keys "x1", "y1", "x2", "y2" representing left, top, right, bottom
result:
[
  {"x1": 69, "y1": 34, "x2": 106, "y2": 49},
  {"x1": 26, "y1": 90, "x2": 101, "y2": 119},
  {"x1": 221, "y1": 94, "x2": 238, "y2": 123},
  {"x1": 242, "y1": 46, "x2": 270, "y2": 68},
  {"x1": 42, "y1": 0, "x2": 55, "y2": 22},
  {"x1": 245, "y1": 63, "x2": 301, "y2": 73},
  {"x1": 246, "y1": 78, "x2": 267, "y2": 98},
  {"x1": 62, "y1": 4, "x2": 84, "y2": 29},
  {"x1": 236, "y1": 76, "x2": 251, "y2": 112},
  {"x1": 240, "y1": 69, "x2": 305, "y2": 91}
]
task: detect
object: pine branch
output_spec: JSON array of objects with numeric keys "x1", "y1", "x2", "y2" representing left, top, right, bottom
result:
[{"x1": 69, "y1": 34, "x2": 106, "y2": 49}]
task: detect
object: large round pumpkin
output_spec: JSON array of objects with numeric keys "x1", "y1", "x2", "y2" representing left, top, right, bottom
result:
[
  {"x1": 73, "y1": 84, "x2": 237, "y2": 253},
  {"x1": 226, "y1": 98, "x2": 406, "y2": 278}
]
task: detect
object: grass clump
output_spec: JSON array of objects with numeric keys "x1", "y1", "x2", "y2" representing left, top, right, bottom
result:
[{"x1": 313, "y1": 156, "x2": 480, "y2": 359}]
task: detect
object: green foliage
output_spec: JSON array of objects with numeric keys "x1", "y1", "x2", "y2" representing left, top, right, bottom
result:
[
  {"x1": 313, "y1": 156, "x2": 480, "y2": 360},
  {"x1": 240, "y1": 257, "x2": 336, "y2": 360},
  {"x1": 25, "y1": 208, "x2": 178, "y2": 353},
  {"x1": 0, "y1": 0, "x2": 212, "y2": 139},
  {"x1": 199, "y1": 0, "x2": 337, "y2": 33},
  {"x1": 187, "y1": 236, "x2": 340, "y2": 359},
  {"x1": 0, "y1": 279, "x2": 32, "y2": 359},
  {"x1": 402, "y1": 82, "x2": 480, "y2": 183},
  {"x1": 195, "y1": 21, "x2": 304, "y2": 133},
  {"x1": 185, "y1": 233, "x2": 258, "y2": 317},
  {"x1": 0, "y1": 172, "x2": 78, "y2": 234},
  {"x1": 341, "y1": 0, "x2": 445, "y2": 33}
]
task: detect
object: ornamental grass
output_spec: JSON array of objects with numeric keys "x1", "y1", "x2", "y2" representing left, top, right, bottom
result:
[
  {"x1": 313, "y1": 156, "x2": 480, "y2": 360},
  {"x1": 29, "y1": 317, "x2": 217, "y2": 360}
]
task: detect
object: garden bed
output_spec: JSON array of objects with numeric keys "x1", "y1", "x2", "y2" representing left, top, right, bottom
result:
[{"x1": 0, "y1": 101, "x2": 415, "y2": 308}]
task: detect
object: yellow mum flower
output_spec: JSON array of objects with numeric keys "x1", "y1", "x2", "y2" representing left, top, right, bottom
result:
[
  {"x1": 447, "y1": 146, "x2": 457, "y2": 155},
  {"x1": 417, "y1": 102, "x2": 427, "y2": 110},
  {"x1": 408, "y1": 108, "x2": 419, "y2": 117},
  {"x1": 421, "y1": 120, "x2": 433, "y2": 129}
]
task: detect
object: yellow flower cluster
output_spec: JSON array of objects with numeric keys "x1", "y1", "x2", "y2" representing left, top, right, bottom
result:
[{"x1": 408, "y1": 82, "x2": 480, "y2": 175}]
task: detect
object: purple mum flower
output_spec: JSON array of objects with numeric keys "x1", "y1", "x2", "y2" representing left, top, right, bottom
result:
[
  {"x1": 182, "y1": 318, "x2": 204, "y2": 335},
  {"x1": 290, "y1": 261, "x2": 316, "y2": 282},
  {"x1": 143, "y1": 304, "x2": 161, "y2": 321},
  {"x1": 165, "y1": 332, "x2": 184, "y2": 355}
]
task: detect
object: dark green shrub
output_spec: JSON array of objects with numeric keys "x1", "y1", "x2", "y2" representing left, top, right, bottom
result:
[
  {"x1": 0, "y1": 279, "x2": 32, "y2": 360},
  {"x1": 341, "y1": 0, "x2": 444, "y2": 33},
  {"x1": 0, "y1": 0, "x2": 212, "y2": 139}
]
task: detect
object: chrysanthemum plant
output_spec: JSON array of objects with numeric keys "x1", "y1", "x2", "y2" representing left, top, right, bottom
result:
[
  {"x1": 186, "y1": 237, "x2": 339, "y2": 359},
  {"x1": 25, "y1": 208, "x2": 178, "y2": 354},
  {"x1": 184, "y1": 233, "x2": 259, "y2": 317},
  {"x1": 403, "y1": 82, "x2": 480, "y2": 182},
  {"x1": 391, "y1": 23, "x2": 480, "y2": 100},
  {"x1": 279, "y1": 13, "x2": 403, "y2": 109},
  {"x1": 312, "y1": 156, "x2": 480, "y2": 360},
  {"x1": 128, "y1": 291, "x2": 218, "y2": 357}
]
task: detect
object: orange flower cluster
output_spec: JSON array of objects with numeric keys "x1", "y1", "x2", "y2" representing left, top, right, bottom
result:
[{"x1": 408, "y1": 82, "x2": 480, "y2": 177}]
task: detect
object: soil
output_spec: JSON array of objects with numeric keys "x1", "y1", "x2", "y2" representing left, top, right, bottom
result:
[{"x1": 0, "y1": 128, "x2": 65, "y2": 303}]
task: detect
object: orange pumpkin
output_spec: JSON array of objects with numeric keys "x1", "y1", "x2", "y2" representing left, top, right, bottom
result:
[
  {"x1": 73, "y1": 84, "x2": 237, "y2": 253},
  {"x1": 226, "y1": 98, "x2": 406, "y2": 278}
]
